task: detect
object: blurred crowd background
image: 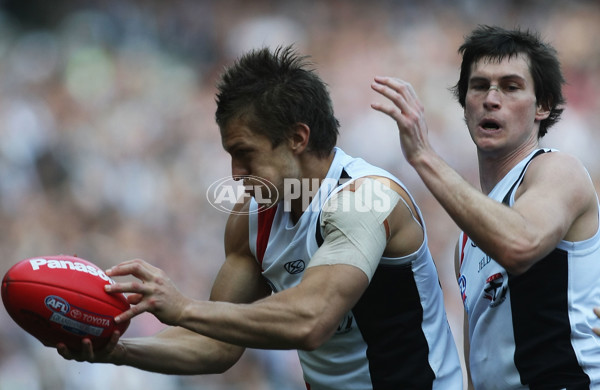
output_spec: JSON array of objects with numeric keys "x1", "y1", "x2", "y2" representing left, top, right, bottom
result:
[{"x1": 0, "y1": 0, "x2": 598, "y2": 389}]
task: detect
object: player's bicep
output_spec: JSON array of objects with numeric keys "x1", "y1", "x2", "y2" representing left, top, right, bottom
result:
[
  {"x1": 302, "y1": 263, "x2": 369, "y2": 315},
  {"x1": 211, "y1": 204, "x2": 271, "y2": 303},
  {"x1": 210, "y1": 253, "x2": 271, "y2": 303}
]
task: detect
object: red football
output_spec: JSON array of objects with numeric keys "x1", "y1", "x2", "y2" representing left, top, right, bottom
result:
[{"x1": 1, "y1": 255, "x2": 130, "y2": 351}]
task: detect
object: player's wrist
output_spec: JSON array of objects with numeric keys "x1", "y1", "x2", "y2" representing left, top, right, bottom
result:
[
  {"x1": 408, "y1": 147, "x2": 437, "y2": 172},
  {"x1": 111, "y1": 339, "x2": 131, "y2": 366}
]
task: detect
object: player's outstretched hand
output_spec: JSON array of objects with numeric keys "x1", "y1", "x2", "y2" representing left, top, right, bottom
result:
[
  {"x1": 57, "y1": 331, "x2": 122, "y2": 363},
  {"x1": 105, "y1": 259, "x2": 191, "y2": 326},
  {"x1": 594, "y1": 307, "x2": 600, "y2": 337},
  {"x1": 371, "y1": 76, "x2": 431, "y2": 165}
]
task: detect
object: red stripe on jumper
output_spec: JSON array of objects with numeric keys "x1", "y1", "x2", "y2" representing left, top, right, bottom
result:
[
  {"x1": 459, "y1": 232, "x2": 469, "y2": 267},
  {"x1": 256, "y1": 206, "x2": 278, "y2": 266}
]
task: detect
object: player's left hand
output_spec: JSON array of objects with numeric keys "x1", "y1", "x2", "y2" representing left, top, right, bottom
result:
[
  {"x1": 105, "y1": 259, "x2": 190, "y2": 325},
  {"x1": 57, "y1": 331, "x2": 123, "y2": 363}
]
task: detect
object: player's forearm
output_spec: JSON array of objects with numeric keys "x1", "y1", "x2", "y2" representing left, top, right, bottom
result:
[
  {"x1": 174, "y1": 267, "x2": 364, "y2": 352},
  {"x1": 115, "y1": 327, "x2": 243, "y2": 375},
  {"x1": 177, "y1": 293, "x2": 328, "y2": 351},
  {"x1": 410, "y1": 150, "x2": 537, "y2": 272}
]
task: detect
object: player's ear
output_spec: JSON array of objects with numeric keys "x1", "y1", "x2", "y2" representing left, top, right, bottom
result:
[
  {"x1": 289, "y1": 123, "x2": 310, "y2": 154},
  {"x1": 535, "y1": 103, "x2": 550, "y2": 121}
]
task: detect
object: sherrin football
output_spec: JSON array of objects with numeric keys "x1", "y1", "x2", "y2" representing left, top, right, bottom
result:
[{"x1": 1, "y1": 255, "x2": 130, "y2": 351}]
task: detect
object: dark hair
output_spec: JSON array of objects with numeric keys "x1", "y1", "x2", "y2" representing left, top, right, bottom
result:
[
  {"x1": 451, "y1": 25, "x2": 565, "y2": 137},
  {"x1": 215, "y1": 45, "x2": 339, "y2": 157}
]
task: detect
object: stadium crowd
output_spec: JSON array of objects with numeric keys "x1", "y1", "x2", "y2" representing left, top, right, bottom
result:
[{"x1": 0, "y1": 0, "x2": 598, "y2": 388}]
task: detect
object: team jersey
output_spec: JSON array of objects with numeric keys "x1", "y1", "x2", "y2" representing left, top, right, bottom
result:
[
  {"x1": 458, "y1": 148, "x2": 600, "y2": 389},
  {"x1": 249, "y1": 147, "x2": 462, "y2": 390}
]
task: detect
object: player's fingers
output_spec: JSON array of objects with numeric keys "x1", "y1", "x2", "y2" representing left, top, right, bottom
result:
[
  {"x1": 371, "y1": 85, "x2": 407, "y2": 120},
  {"x1": 105, "y1": 280, "x2": 147, "y2": 295},
  {"x1": 373, "y1": 76, "x2": 423, "y2": 111},
  {"x1": 99, "y1": 330, "x2": 121, "y2": 355},
  {"x1": 106, "y1": 259, "x2": 158, "y2": 281},
  {"x1": 373, "y1": 76, "x2": 419, "y2": 102},
  {"x1": 397, "y1": 78, "x2": 419, "y2": 102},
  {"x1": 108, "y1": 330, "x2": 121, "y2": 346},
  {"x1": 115, "y1": 302, "x2": 147, "y2": 323},
  {"x1": 79, "y1": 338, "x2": 95, "y2": 361},
  {"x1": 105, "y1": 258, "x2": 138, "y2": 271},
  {"x1": 372, "y1": 78, "x2": 406, "y2": 106},
  {"x1": 371, "y1": 79, "x2": 419, "y2": 121},
  {"x1": 56, "y1": 342, "x2": 73, "y2": 360},
  {"x1": 126, "y1": 293, "x2": 144, "y2": 305}
]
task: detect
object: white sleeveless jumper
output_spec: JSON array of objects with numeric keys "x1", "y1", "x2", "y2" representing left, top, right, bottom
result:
[
  {"x1": 249, "y1": 148, "x2": 462, "y2": 390},
  {"x1": 459, "y1": 149, "x2": 600, "y2": 389}
]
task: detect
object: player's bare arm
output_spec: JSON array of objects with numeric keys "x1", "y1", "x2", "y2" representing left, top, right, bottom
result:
[
  {"x1": 158, "y1": 185, "x2": 379, "y2": 350},
  {"x1": 59, "y1": 200, "x2": 270, "y2": 374},
  {"x1": 101, "y1": 177, "x2": 422, "y2": 352},
  {"x1": 163, "y1": 197, "x2": 369, "y2": 351},
  {"x1": 97, "y1": 194, "x2": 367, "y2": 351},
  {"x1": 58, "y1": 295, "x2": 248, "y2": 374},
  {"x1": 371, "y1": 76, "x2": 598, "y2": 275},
  {"x1": 112, "y1": 181, "x2": 414, "y2": 354}
]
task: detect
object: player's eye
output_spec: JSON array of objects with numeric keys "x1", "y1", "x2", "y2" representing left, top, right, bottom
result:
[{"x1": 471, "y1": 84, "x2": 488, "y2": 90}]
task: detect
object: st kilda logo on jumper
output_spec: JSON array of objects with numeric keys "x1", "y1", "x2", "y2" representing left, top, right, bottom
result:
[
  {"x1": 483, "y1": 272, "x2": 507, "y2": 307},
  {"x1": 284, "y1": 259, "x2": 305, "y2": 274}
]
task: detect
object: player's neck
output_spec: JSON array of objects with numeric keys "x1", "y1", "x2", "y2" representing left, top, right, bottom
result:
[{"x1": 477, "y1": 144, "x2": 539, "y2": 194}]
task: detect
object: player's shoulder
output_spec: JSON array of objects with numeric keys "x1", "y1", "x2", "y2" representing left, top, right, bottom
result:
[
  {"x1": 537, "y1": 149, "x2": 583, "y2": 164},
  {"x1": 529, "y1": 150, "x2": 589, "y2": 178},
  {"x1": 524, "y1": 150, "x2": 594, "y2": 194}
]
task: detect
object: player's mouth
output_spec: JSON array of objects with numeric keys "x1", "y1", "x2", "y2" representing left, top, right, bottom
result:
[{"x1": 479, "y1": 118, "x2": 502, "y2": 132}]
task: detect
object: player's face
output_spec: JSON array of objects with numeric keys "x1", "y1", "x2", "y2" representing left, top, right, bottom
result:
[
  {"x1": 220, "y1": 117, "x2": 298, "y2": 206},
  {"x1": 464, "y1": 54, "x2": 549, "y2": 158}
]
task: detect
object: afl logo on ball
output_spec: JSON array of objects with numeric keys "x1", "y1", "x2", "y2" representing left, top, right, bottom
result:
[{"x1": 45, "y1": 295, "x2": 70, "y2": 314}]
